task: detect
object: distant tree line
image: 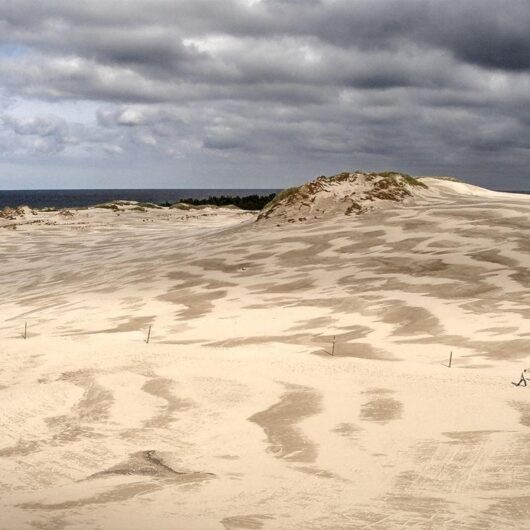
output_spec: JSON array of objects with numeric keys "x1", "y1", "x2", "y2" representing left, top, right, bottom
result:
[{"x1": 160, "y1": 193, "x2": 277, "y2": 211}]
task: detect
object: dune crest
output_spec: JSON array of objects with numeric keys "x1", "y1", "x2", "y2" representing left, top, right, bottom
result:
[{"x1": 258, "y1": 171, "x2": 428, "y2": 223}]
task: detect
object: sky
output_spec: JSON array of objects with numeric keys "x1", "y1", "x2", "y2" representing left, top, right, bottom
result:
[{"x1": 0, "y1": 0, "x2": 529, "y2": 190}]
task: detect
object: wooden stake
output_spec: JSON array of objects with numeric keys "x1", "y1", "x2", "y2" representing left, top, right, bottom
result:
[
  {"x1": 448, "y1": 351, "x2": 452, "y2": 368},
  {"x1": 24, "y1": 321, "x2": 27, "y2": 340},
  {"x1": 331, "y1": 335, "x2": 336, "y2": 356},
  {"x1": 146, "y1": 325, "x2": 151, "y2": 344}
]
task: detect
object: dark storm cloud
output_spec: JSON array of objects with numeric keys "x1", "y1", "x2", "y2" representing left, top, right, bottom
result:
[{"x1": 0, "y1": 0, "x2": 529, "y2": 188}]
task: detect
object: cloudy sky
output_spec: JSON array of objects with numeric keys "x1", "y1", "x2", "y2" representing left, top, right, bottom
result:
[{"x1": 1, "y1": 0, "x2": 529, "y2": 190}]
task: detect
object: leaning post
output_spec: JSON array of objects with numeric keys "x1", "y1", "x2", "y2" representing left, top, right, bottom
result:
[{"x1": 146, "y1": 325, "x2": 152, "y2": 344}]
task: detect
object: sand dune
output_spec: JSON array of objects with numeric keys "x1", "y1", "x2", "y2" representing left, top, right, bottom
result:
[{"x1": 1, "y1": 182, "x2": 530, "y2": 528}]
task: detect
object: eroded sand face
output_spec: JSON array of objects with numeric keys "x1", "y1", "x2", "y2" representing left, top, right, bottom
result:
[{"x1": 1, "y1": 190, "x2": 530, "y2": 528}]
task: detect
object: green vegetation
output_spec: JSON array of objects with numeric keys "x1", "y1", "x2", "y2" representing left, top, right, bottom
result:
[
  {"x1": 424, "y1": 176, "x2": 462, "y2": 182},
  {"x1": 262, "y1": 187, "x2": 299, "y2": 209},
  {"x1": 401, "y1": 175, "x2": 428, "y2": 188},
  {"x1": 137, "y1": 202, "x2": 162, "y2": 209},
  {"x1": 95, "y1": 203, "x2": 119, "y2": 210},
  {"x1": 161, "y1": 193, "x2": 277, "y2": 211},
  {"x1": 366, "y1": 171, "x2": 428, "y2": 189},
  {"x1": 374, "y1": 171, "x2": 411, "y2": 178}
]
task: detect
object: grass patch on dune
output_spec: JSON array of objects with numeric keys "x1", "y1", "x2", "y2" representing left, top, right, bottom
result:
[
  {"x1": 368, "y1": 171, "x2": 428, "y2": 189},
  {"x1": 138, "y1": 202, "x2": 163, "y2": 209},
  {"x1": 94, "y1": 203, "x2": 119, "y2": 211},
  {"x1": 263, "y1": 187, "x2": 299, "y2": 209},
  {"x1": 423, "y1": 175, "x2": 462, "y2": 183},
  {"x1": 401, "y1": 175, "x2": 428, "y2": 188}
]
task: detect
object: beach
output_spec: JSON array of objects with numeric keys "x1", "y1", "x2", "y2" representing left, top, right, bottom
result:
[{"x1": 1, "y1": 181, "x2": 530, "y2": 529}]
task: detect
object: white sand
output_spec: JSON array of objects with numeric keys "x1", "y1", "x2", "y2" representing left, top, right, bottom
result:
[{"x1": 1, "y1": 188, "x2": 530, "y2": 529}]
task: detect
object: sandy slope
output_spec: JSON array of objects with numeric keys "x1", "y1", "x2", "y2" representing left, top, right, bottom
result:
[{"x1": 1, "y1": 187, "x2": 530, "y2": 529}]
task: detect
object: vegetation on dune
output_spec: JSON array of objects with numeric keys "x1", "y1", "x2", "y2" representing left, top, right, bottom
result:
[
  {"x1": 258, "y1": 187, "x2": 300, "y2": 220},
  {"x1": 401, "y1": 175, "x2": 428, "y2": 188},
  {"x1": 137, "y1": 202, "x2": 162, "y2": 209},
  {"x1": 367, "y1": 171, "x2": 428, "y2": 189},
  {"x1": 423, "y1": 175, "x2": 462, "y2": 182},
  {"x1": 263, "y1": 187, "x2": 299, "y2": 208},
  {"x1": 94, "y1": 203, "x2": 119, "y2": 210},
  {"x1": 161, "y1": 193, "x2": 277, "y2": 211},
  {"x1": 256, "y1": 170, "x2": 433, "y2": 223}
]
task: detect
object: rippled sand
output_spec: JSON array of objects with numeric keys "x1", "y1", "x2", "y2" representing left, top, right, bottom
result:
[{"x1": 1, "y1": 186, "x2": 530, "y2": 529}]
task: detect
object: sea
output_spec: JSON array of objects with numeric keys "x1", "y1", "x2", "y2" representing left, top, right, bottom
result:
[
  {"x1": 0, "y1": 188, "x2": 527, "y2": 210},
  {"x1": 0, "y1": 189, "x2": 280, "y2": 209}
]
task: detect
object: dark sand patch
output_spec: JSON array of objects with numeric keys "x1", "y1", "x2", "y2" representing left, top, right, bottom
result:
[
  {"x1": 511, "y1": 268, "x2": 530, "y2": 290},
  {"x1": 335, "y1": 240, "x2": 385, "y2": 254},
  {"x1": 363, "y1": 387, "x2": 395, "y2": 395},
  {"x1": 332, "y1": 422, "x2": 362, "y2": 439},
  {"x1": 243, "y1": 251, "x2": 275, "y2": 260},
  {"x1": 485, "y1": 495, "x2": 530, "y2": 523},
  {"x1": 68, "y1": 316, "x2": 154, "y2": 335},
  {"x1": 442, "y1": 430, "x2": 503, "y2": 444},
  {"x1": 166, "y1": 270, "x2": 235, "y2": 290},
  {"x1": 509, "y1": 401, "x2": 530, "y2": 427},
  {"x1": 332, "y1": 325, "x2": 372, "y2": 341},
  {"x1": 221, "y1": 514, "x2": 274, "y2": 529},
  {"x1": 43, "y1": 371, "x2": 114, "y2": 444},
  {"x1": 469, "y1": 249, "x2": 519, "y2": 268},
  {"x1": 398, "y1": 336, "x2": 530, "y2": 361},
  {"x1": 159, "y1": 288, "x2": 227, "y2": 319},
  {"x1": 187, "y1": 258, "x2": 246, "y2": 274},
  {"x1": 248, "y1": 278, "x2": 314, "y2": 294},
  {"x1": 385, "y1": 237, "x2": 428, "y2": 252},
  {"x1": 29, "y1": 516, "x2": 68, "y2": 530},
  {"x1": 294, "y1": 466, "x2": 338, "y2": 479},
  {"x1": 293, "y1": 325, "x2": 371, "y2": 344},
  {"x1": 288, "y1": 316, "x2": 336, "y2": 332},
  {"x1": 276, "y1": 242, "x2": 337, "y2": 268},
  {"x1": 360, "y1": 389, "x2": 402, "y2": 423},
  {"x1": 462, "y1": 298, "x2": 530, "y2": 320},
  {"x1": 368, "y1": 256, "x2": 492, "y2": 284},
  {"x1": 377, "y1": 301, "x2": 443, "y2": 336},
  {"x1": 460, "y1": 338, "x2": 530, "y2": 361},
  {"x1": 426, "y1": 238, "x2": 460, "y2": 249},
  {"x1": 248, "y1": 383, "x2": 321, "y2": 463},
  {"x1": 208, "y1": 333, "x2": 312, "y2": 348},
  {"x1": 479, "y1": 326, "x2": 519, "y2": 335},
  {"x1": 382, "y1": 494, "x2": 453, "y2": 527},
  {"x1": 0, "y1": 439, "x2": 40, "y2": 457},
  {"x1": 289, "y1": 296, "x2": 369, "y2": 314},
  {"x1": 142, "y1": 377, "x2": 194, "y2": 428},
  {"x1": 20, "y1": 482, "x2": 161, "y2": 511},
  {"x1": 321, "y1": 342, "x2": 395, "y2": 361}
]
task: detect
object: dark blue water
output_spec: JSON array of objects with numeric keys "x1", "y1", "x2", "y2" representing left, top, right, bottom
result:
[
  {"x1": 0, "y1": 189, "x2": 280, "y2": 209},
  {"x1": 0, "y1": 188, "x2": 527, "y2": 209}
]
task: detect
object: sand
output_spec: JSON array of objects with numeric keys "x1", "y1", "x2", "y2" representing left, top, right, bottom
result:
[{"x1": 1, "y1": 186, "x2": 529, "y2": 529}]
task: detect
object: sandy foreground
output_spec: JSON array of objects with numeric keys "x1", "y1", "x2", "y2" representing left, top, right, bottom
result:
[{"x1": 1, "y1": 183, "x2": 530, "y2": 529}]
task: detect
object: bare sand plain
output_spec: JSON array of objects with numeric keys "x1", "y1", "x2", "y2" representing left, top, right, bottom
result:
[{"x1": 1, "y1": 180, "x2": 530, "y2": 529}]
